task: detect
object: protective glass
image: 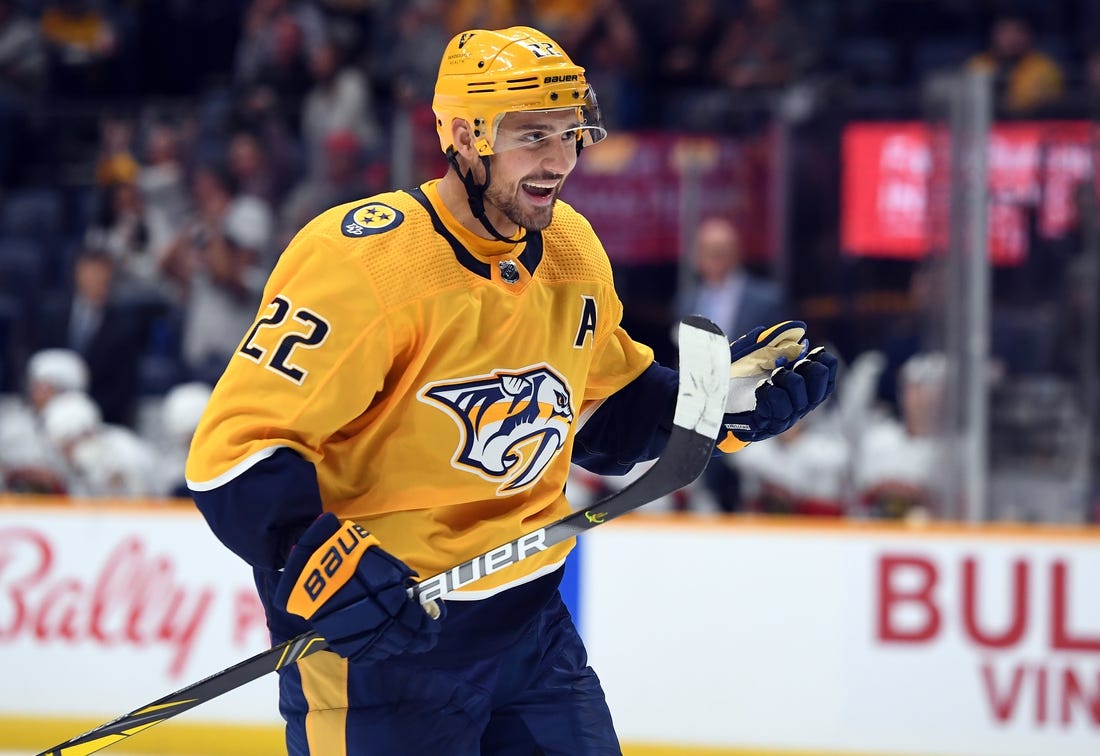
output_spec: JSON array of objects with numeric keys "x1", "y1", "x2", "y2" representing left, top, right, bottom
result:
[{"x1": 490, "y1": 87, "x2": 607, "y2": 154}]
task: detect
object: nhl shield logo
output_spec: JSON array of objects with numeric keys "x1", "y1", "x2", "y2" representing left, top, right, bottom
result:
[{"x1": 499, "y1": 260, "x2": 520, "y2": 284}]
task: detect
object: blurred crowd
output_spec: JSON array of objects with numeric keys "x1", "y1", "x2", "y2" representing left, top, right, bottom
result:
[
  {"x1": 0, "y1": 0, "x2": 1099, "y2": 517},
  {"x1": 0, "y1": 346, "x2": 208, "y2": 496}
]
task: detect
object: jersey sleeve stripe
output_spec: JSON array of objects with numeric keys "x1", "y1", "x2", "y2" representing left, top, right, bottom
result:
[{"x1": 186, "y1": 444, "x2": 288, "y2": 491}]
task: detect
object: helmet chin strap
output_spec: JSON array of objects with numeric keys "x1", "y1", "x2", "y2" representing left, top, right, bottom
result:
[{"x1": 446, "y1": 148, "x2": 527, "y2": 244}]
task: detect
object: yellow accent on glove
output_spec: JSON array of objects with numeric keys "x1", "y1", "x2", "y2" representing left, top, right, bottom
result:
[
  {"x1": 716, "y1": 429, "x2": 750, "y2": 454},
  {"x1": 729, "y1": 321, "x2": 807, "y2": 379},
  {"x1": 726, "y1": 320, "x2": 810, "y2": 415}
]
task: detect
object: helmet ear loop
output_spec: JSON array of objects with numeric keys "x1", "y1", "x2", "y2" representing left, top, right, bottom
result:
[{"x1": 447, "y1": 147, "x2": 526, "y2": 244}]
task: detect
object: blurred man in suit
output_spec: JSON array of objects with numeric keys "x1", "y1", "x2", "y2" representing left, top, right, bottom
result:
[
  {"x1": 677, "y1": 215, "x2": 791, "y2": 511},
  {"x1": 35, "y1": 248, "x2": 149, "y2": 427},
  {"x1": 678, "y1": 215, "x2": 789, "y2": 342}
]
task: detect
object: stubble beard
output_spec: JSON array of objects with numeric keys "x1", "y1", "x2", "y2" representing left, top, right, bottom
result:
[{"x1": 484, "y1": 180, "x2": 557, "y2": 232}]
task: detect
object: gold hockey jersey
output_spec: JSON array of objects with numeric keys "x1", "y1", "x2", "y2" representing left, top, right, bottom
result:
[{"x1": 186, "y1": 180, "x2": 654, "y2": 599}]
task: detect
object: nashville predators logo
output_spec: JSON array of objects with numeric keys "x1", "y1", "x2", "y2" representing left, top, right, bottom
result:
[
  {"x1": 419, "y1": 365, "x2": 574, "y2": 493},
  {"x1": 341, "y1": 202, "x2": 404, "y2": 238}
]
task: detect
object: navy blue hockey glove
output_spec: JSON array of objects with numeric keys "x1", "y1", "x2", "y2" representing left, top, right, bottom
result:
[
  {"x1": 274, "y1": 513, "x2": 444, "y2": 664},
  {"x1": 717, "y1": 320, "x2": 838, "y2": 453}
]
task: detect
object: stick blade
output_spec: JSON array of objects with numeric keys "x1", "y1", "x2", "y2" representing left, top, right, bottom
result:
[
  {"x1": 673, "y1": 315, "x2": 730, "y2": 441},
  {"x1": 578, "y1": 315, "x2": 729, "y2": 518}
]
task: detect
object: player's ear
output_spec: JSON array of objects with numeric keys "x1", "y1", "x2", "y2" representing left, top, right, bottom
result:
[{"x1": 451, "y1": 118, "x2": 479, "y2": 164}]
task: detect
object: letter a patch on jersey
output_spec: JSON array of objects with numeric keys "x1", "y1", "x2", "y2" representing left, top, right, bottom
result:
[
  {"x1": 574, "y1": 295, "x2": 597, "y2": 348},
  {"x1": 419, "y1": 365, "x2": 574, "y2": 494}
]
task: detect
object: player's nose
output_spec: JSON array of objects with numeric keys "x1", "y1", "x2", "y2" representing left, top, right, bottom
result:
[{"x1": 542, "y1": 135, "x2": 576, "y2": 174}]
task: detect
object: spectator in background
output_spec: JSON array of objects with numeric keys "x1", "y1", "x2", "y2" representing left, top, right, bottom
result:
[
  {"x1": 35, "y1": 249, "x2": 148, "y2": 427},
  {"x1": 728, "y1": 410, "x2": 849, "y2": 516},
  {"x1": 137, "y1": 121, "x2": 190, "y2": 234},
  {"x1": 92, "y1": 112, "x2": 140, "y2": 187},
  {"x1": 0, "y1": 0, "x2": 46, "y2": 187},
  {"x1": 677, "y1": 216, "x2": 790, "y2": 349},
  {"x1": 710, "y1": 0, "x2": 816, "y2": 93},
  {"x1": 83, "y1": 179, "x2": 174, "y2": 303},
  {"x1": 280, "y1": 130, "x2": 380, "y2": 244},
  {"x1": 174, "y1": 195, "x2": 274, "y2": 385},
  {"x1": 966, "y1": 11, "x2": 1064, "y2": 115},
  {"x1": 39, "y1": 0, "x2": 122, "y2": 97},
  {"x1": 161, "y1": 161, "x2": 277, "y2": 390},
  {"x1": 300, "y1": 37, "x2": 381, "y2": 178},
  {"x1": 153, "y1": 380, "x2": 212, "y2": 497},
  {"x1": 234, "y1": 0, "x2": 324, "y2": 133},
  {"x1": 853, "y1": 351, "x2": 948, "y2": 520},
  {"x1": 675, "y1": 215, "x2": 791, "y2": 511},
  {"x1": 41, "y1": 390, "x2": 157, "y2": 498},
  {"x1": 236, "y1": 0, "x2": 328, "y2": 86},
  {"x1": 225, "y1": 102, "x2": 303, "y2": 215},
  {"x1": 0, "y1": 348, "x2": 88, "y2": 493},
  {"x1": 228, "y1": 127, "x2": 287, "y2": 206},
  {"x1": 160, "y1": 160, "x2": 239, "y2": 299}
]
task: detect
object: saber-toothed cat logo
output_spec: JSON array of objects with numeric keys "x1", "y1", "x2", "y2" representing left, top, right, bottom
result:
[{"x1": 419, "y1": 365, "x2": 574, "y2": 493}]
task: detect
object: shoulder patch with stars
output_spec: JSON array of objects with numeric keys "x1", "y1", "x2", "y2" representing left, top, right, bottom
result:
[{"x1": 341, "y1": 202, "x2": 404, "y2": 237}]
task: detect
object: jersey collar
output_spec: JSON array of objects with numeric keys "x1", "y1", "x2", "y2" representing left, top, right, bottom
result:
[{"x1": 408, "y1": 181, "x2": 544, "y2": 284}]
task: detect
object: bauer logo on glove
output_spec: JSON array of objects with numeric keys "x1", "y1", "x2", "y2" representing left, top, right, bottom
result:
[
  {"x1": 716, "y1": 320, "x2": 838, "y2": 453},
  {"x1": 285, "y1": 520, "x2": 380, "y2": 617},
  {"x1": 274, "y1": 512, "x2": 444, "y2": 664}
]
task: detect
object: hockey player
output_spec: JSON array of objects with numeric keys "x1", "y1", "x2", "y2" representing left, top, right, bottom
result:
[
  {"x1": 186, "y1": 26, "x2": 837, "y2": 755},
  {"x1": 41, "y1": 390, "x2": 159, "y2": 498},
  {"x1": 0, "y1": 348, "x2": 89, "y2": 493}
]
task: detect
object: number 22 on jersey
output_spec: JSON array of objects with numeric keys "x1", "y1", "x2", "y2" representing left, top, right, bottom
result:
[{"x1": 238, "y1": 295, "x2": 332, "y2": 385}]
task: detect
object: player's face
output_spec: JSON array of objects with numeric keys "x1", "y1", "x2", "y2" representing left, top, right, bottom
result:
[{"x1": 484, "y1": 109, "x2": 580, "y2": 231}]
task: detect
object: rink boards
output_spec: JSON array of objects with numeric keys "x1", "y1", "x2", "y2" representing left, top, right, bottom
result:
[{"x1": 1, "y1": 499, "x2": 1098, "y2": 756}]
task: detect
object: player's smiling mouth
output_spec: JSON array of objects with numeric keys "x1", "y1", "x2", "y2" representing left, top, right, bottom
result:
[{"x1": 521, "y1": 181, "x2": 557, "y2": 205}]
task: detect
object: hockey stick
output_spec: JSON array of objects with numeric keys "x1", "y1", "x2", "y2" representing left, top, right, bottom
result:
[{"x1": 36, "y1": 315, "x2": 729, "y2": 756}]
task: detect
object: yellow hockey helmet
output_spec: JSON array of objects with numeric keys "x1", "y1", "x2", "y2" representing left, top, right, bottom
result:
[{"x1": 432, "y1": 26, "x2": 607, "y2": 156}]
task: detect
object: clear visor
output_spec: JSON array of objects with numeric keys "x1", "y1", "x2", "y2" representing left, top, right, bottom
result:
[{"x1": 490, "y1": 87, "x2": 607, "y2": 155}]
